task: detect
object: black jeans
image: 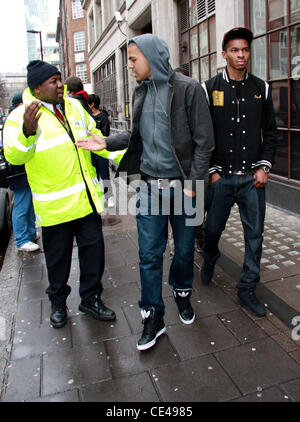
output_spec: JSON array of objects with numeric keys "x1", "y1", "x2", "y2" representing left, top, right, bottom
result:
[
  {"x1": 202, "y1": 175, "x2": 265, "y2": 291},
  {"x1": 42, "y1": 213, "x2": 105, "y2": 305}
]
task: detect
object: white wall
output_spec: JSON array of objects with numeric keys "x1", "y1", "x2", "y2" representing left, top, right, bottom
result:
[
  {"x1": 215, "y1": 0, "x2": 245, "y2": 70},
  {"x1": 151, "y1": 0, "x2": 180, "y2": 67}
]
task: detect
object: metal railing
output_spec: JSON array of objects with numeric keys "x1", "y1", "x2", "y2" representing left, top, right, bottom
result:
[{"x1": 111, "y1": 120, "x2": 129, "y2": 131}]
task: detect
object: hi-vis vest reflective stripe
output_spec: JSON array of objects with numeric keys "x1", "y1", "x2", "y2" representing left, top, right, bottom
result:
[{"x1": 3, "y1": 87, "x2": 126, "y2": 227}]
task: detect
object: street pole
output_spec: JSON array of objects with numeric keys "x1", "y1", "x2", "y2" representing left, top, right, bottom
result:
[{"x1": 39, "y1": 31, "x2": 43, "y2": 61}]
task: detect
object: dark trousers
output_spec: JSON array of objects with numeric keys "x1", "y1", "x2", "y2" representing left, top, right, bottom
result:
[
  {"x1": 92, "y1": 155, "x2": 112, "y2": 198},
  {"x1": 42, "y1": 213, "x2": 105, "y2": 305},
  {"x1": 202, "y1": 175, "x2": 266, "y2": 291}
]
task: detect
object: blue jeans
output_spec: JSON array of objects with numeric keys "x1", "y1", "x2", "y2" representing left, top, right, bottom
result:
[
  {"x1": 136, "y1": 181, "x2": 196, "y2": 315},
  {"x1": 12, "y1": 186, "x2": 36, "y2": 248},
  {"x1": 202, "y1": 175, "x2": 265, "y2": 290}
]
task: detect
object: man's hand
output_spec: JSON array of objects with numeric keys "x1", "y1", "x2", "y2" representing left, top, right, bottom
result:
[
  {"x1": 209, "y1": 172, "x2": 221, "y2": 184},
  {"x1": 75, "y1": 131, "x2": 107, "y2": 151},
  {"x1": 23, "y1": 101, "x2": 42, "y2": 137},
  {"x1": 183, "y1": 188, "x2": 196, "y2": 197},
  {"x1": 253, "y1": 169, "x2": 268, "y2": 188}
]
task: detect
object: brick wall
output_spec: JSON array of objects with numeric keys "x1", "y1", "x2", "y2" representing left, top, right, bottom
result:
[{"x1": 60, "y1": 0, "x2": 90, "y2": 83}]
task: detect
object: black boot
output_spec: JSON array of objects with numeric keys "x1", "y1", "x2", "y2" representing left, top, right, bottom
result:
[
  {"x1": 173, "y1": 289, "x2": 195, "y2": 324},
  {"x1": 79, "y1": 298, "x2": 116, "y2": 321},
  {"x1": 50, "y1": 303, "x2": 68, "y2": 328},
  {"x1": 200, "y1": 261, "x2": 214, "y2": 285},
  {"x1": 137, "y1": 307, "x2": 166, "y2": 351},
  {"x1": 237, "y1": 289, "x2": 266, "y2": 317}
]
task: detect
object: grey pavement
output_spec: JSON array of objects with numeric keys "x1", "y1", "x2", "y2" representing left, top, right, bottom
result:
[{"x1": 0, "y1": 179, "x2": 300, "y2": 403}]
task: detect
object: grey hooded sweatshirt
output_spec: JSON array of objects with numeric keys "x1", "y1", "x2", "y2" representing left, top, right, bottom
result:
[{"x1": 129, "y1": 34, "x2": 182, "y2": 178}]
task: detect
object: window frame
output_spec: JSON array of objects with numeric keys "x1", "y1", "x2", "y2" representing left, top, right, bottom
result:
[
  {"x1": 178, "y1": 0, "x2": 217, "y2": 82},
  {"x1": 245, "y1": 0, "x2": 300, "y2": 185},
  {"x1": 76, "y1": 63, "x2": 88, "y2": 83},
  {"x1": 72, "y1": 0, "x2": 84, "y2": 20},
  {"x1": 93, "y1": 55, "x2": 118, "y2": 119},
  {"x1": 73, "y1": 31, "x2": 86, "y2": 52}
]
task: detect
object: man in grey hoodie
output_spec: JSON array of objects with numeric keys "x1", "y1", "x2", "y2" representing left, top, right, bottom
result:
[{"x1": 76, "y1": 34, "x2": 214, "y2": 351}]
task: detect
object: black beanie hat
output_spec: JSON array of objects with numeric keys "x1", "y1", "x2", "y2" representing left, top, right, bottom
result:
[
  {"x1": 27, "y1": 60, "x2": 61, "y2": 90},
  {"x1": 11, "y1": 92, "x2": 23, "y2": 107}
]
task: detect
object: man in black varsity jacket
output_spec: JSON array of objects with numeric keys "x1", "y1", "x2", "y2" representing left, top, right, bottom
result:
[{"x1": 200, "y1": 27, "x2": 277, "y2": 317}]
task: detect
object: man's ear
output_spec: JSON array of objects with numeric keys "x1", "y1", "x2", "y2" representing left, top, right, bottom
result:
[
  {"x1": 222, "y1": 50, "x2": 227, "y2": 61},
  {"x1": 33, "y1": 86, "x2": 41, "y2": 96}
]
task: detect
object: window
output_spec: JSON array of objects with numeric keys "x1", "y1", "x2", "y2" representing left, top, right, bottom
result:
[
  {"x1": 178, "y1": 0, "x2": 216, "y2": 82},
  {"x1": 94, "y1": 56, "x2": 117, "y2": 118},
  {"x1": 72, "y1": 0, "x2": 84, "y2": 20},
  {"x1": 76, "y1": 63, "x2": 88, "y2": 83},
  {"x1": 95, "y1": 0, "x2": 103, "y2": 39},
  {"x1": 107, "y1": 0, "x2": 114, "y2": 23},
  {"x1": 247, "y1": 0, "x2": 300, "y2": 183},
  {"x1": 74, "y1": 31, "x2": 85, "y2": 52},
  {"x1": 88, "y1": 10, "x2": 95, "y2": 47}
]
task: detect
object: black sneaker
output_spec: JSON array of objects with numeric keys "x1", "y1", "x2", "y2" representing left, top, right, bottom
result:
[
  {"x1": 200, "y1": 261, "x2": 214, "y2": 285},
  {"x1": 173, "y1": 289, "x2": 195, "y2": 324},
  {"x1": 137, "y1": 307, "x2": 166, "y2": 351},
  {"x1": 50, "y1": 303, "x2": 68, "y2": 328},
  {"x1": 237, "y1": 289, "x2": 266, "y2": 317}
]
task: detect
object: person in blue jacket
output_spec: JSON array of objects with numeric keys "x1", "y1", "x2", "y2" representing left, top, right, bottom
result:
[{"x1": 3, "y1": 93, "x2": 39, "y2": 252}]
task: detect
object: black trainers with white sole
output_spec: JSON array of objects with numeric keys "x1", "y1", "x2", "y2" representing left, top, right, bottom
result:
[
  {"x1": 137, "y1": 307, "x2": 166, "y2": 351},
  {"x1": 173, "y1": 289, "x2": 195, "y2": 324}
]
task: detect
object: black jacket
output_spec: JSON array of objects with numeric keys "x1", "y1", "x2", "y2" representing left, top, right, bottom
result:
[
  {"x1": 73, "y1": 93, "x2": 91, "y2": 115},
  {"x1": 105, "y1": 69, "x2": 215, "y2": 185},
  {"x1": 202, "y1": 68, "x2": 277, "y2": 175},
  {"x1": 92, "y1": 110, "x2": 110, "y2": 136},
  {"x1": 72, "y1": 95, "x2": 110, "y2": 136}
]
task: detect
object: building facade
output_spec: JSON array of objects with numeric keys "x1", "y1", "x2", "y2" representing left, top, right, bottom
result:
[
  {"x1": 80, "y1": 0, "x2": 300, "y2": 214},
  {"x1": 57, "y1": 0, "x2": 91, "y2": 90},
  {"x1": 24, "y1": 0, "x2": 60, "y2": 66}
]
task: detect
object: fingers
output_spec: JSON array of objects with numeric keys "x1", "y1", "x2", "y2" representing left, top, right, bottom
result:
[
  {"x1": 25, "y1": 101, "x2": 42, "y2": 120},
  {"x1": 209, "y1": 173, "x2": 221, "y2": 184},
  {"x1": 75, "y1": 138, "x2": 97, "y2": 150},
  {"x1": 33, "y1": 111, "x2": 42, "y2": 125},
  {"x1": 23, "y1": 101, "x2": 42, "y2": 136},
  {"x1": 75, "y1": 134, "x2": 107, "y2": 151},
  {"x1": 75, "y1": 139, "x2": 89, "y2": 149},
  {"x1": 253, "y1": 177, "x2": 267, "y2": 188},
  {"x1": 183, "y1": 188, "x2": 196, "y2": 197}
]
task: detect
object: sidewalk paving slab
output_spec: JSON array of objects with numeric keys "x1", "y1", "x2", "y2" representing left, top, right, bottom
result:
[{"x1": 1, "y1": 198, "x2": 300, "y2": 403}]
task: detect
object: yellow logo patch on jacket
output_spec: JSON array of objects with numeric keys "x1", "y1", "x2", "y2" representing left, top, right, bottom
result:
[{"x1": 212, "y1": 90, "x2": 224, "y2": 106}]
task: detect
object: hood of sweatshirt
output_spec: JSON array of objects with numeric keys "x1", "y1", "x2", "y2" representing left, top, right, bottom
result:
[
  {"x1": 128, "y1": 34, "x2": 181, "y2": 178},
  {"x1": 128, "y1": 33, "x2": 170, "y2": 84}
]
